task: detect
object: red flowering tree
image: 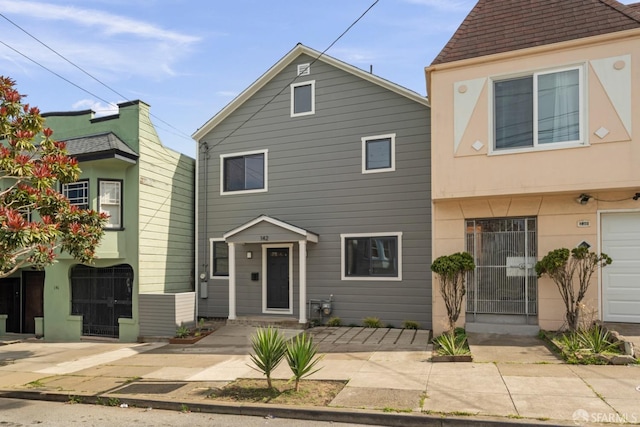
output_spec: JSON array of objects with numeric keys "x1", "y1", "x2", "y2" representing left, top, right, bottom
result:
[{"x1": 0, "y1": 76, "x2": 108, "y2": 278}]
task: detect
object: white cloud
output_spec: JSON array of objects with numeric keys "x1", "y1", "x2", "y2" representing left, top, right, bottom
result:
[
  {"x1": 0, "y1": 1, "x2": 200, "y2": 44},
  {"x1": 0, "y1": 0, "x2": 202, "y2": 80},
  {"x1": 330, "y1": 47, "x2": 378, "y2": 64},
  {"x1": 72, "y1": 99, "x2": 120, "y2": 117}
]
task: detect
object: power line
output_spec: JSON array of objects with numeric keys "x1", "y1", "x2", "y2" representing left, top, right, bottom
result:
[
  {"x1": 0, "y1": 39, "x2": 111, "y2": 105},
  {"x1": 0, "y1": 13, "x2": 193, "y2": 141},
  {"x1": 202, "y1": 0, "x2": 380, "y2": 153}
]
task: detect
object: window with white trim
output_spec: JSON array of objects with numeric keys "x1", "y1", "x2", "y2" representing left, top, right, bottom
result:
[
  {"x1": 362, "y1": 134, "x2": 395, "y2": 174},
  {"x1": 493, "y1": 66, "x2": 583, "y2": 151},
  {"x1": 220, "y1": 150, "x2": 268, "y2": 195},
  {"x1": 341, "y1": 232, "x2": 402, "y2": 280},
  {"x1": 62, "y1": 180, "x2": 89, "y2": 209},
  {"x1": 98, "y1": 180, "x2": 122, "y2": 229},
  {"x1": 291, "y1": 80, "x2": 315, "y2": 117},
  {"x1": 210, "y1": 238, "x2": 229, "y2": 278}
]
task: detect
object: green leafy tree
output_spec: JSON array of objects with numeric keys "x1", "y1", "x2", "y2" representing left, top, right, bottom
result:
[
  {"x1": 431, "y1": 252, "x2": 475, "y2": 332},
  {"x1": 0, "y1": 76, "x2": 107, "y2": 277},
  {"x1": 535, "y1": 247, "x2": 612, "y2": 331}
]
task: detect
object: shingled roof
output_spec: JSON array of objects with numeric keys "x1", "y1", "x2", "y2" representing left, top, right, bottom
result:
[
  {"x1": 63, "y1": 132, "x2": 139, "y2": 162},
  {"x1": 431, "y1": 0, "x2": 640, "y2": 65}
]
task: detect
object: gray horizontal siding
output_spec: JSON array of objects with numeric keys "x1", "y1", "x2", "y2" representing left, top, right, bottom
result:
[
  {"x1": 139, "y1": 292, "x2": 196, "y2": 337},
  {"x1": 197, "y1": 53, "x2": 431, "y2": 328}
]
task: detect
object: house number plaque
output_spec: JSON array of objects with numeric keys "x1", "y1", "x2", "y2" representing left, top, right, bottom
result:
[{"x1": 260, "y1": 235, "x2": 269, "y2": 241}]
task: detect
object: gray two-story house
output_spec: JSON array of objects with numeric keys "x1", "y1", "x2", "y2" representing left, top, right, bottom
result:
[{"x1": 193, "y1": 44, "x2": 432, "y2": 328}]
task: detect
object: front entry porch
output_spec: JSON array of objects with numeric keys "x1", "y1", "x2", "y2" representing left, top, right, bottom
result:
[{"x1": 223, "y1": 215, "x2": 319, "y2": 325}]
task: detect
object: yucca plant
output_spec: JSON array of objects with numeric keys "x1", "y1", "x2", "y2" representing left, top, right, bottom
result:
[
  {"x1": 285, "y1": 332, "x2": 324, "y2": 391},
  {"x1": 249, "y1": 327, "x2": 286, "y2": 389},
  {"x1": 559, "y1": 331, "x2": 582, "y2": 354},
  {"x1": 577, "y1": 325, "x2": 619, "y2": 354},
  {"x1": 433, "y1": 331, "x2": 470, "y2": 356}
]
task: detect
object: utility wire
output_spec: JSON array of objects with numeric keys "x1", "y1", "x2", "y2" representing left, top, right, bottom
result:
[
  {"x1": 202, "y1": 0, "x2": 380, "y2": 153},
  {"x1": 0, "y1": 39, "x2": 109, "y2": 105},
  {"x1": 0, "y1": 13, "x2": 193, "y2": 141}
]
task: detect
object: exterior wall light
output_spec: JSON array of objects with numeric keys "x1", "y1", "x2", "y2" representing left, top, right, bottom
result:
[{"x1": 577, "y1": 194, "x2": 591, "y2": 205}]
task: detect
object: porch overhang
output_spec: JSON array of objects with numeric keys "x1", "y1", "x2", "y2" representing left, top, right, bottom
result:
[
  {"x1": 223, "y1": 215, "x2": 319, "y2": 244},
  {"x1": 223, "y1": 215, "x2": 317, "y2": 325}
]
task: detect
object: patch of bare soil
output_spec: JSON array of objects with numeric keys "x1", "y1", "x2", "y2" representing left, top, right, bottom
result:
[{"x1": 207, "y1": 378, "x2": 346, "y2": 406}]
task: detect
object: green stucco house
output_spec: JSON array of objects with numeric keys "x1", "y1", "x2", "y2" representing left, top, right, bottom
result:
[{"x1": 0, "y1": 100, "x2": 195, "y2": 342}]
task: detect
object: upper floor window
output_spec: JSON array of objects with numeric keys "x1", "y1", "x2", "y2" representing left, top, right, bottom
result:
[
  {"x1": 99, "y1": 179, "x2": 122, "y2": 229},
  {"x1": 362, "y1": 134, "x2": 396, "y2": 174},
  {"x1": 62, "y1": 180, "x2": 89, "y2": 209},
  {"x1": 341, "y1": 232, "x2": 402, "y2": 281},
  {"x1": 493, "y1": 66, "x2": 583, "y2": 152},
  {"x1": 210, "y1": 238, "x2": 229, "y2": 278},
  {"x1": 291, "y1": 81, "x2": 315, "y2": 117},
  {"x1": 220, "y1": 150, "x2": 268, "y2": 195}
]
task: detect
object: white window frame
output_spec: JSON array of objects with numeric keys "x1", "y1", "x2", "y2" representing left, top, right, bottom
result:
[
  {"x1": 220, "y1": 149, "x2": 268, "y2": 195},
  {"x1": 209, "y1": 238, "x2": 229, "y2": 279},
  {"x1": 489, "y1": 64, "x2": 585, "y2": 155},
  {"x1": 290, "y1": 80, "x2": 315, "y2": 117},
  {"x1": 98, "y1": 180, "x2": 122, "y2": 229},
  {"x1": 340, "y1": 232, "x2": 402, "y2": 281},
  {"x1": 62, "y1": 180, "x2": 89, "y2": 209},
  {"x1": 361, "y1": 133, "x2": 396, "y2": 174}
]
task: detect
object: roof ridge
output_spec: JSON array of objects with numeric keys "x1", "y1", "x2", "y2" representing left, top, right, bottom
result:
[{"x1": 599, "y1": 0, "x2": 640, "y2": 23}]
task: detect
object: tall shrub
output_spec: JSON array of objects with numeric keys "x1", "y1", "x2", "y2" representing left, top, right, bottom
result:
[
  {"x1": 431, "y1": 252, "x2": 475, "y2": 332},
  {"x1": 535, "y1": 247, "x2": 612, "y2": 331}
]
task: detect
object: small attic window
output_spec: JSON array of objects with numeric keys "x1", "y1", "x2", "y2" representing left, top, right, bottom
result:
[{"x1": 297, "y1": 63, "x2": 310, "y2": 76}]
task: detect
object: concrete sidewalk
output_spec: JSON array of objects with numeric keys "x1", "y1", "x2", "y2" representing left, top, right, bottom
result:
[{"x1": 1, "y1": 326, "x2": 639, "y2": 426}]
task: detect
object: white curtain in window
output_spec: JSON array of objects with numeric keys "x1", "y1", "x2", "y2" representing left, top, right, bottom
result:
[{"x1": 537, "y1": 69, "x2": 579, "y2": 144}]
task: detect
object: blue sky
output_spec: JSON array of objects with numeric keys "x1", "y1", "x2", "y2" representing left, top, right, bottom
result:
[{"x1": 1, "y1": 1, "x2": 633, "y2": 157}]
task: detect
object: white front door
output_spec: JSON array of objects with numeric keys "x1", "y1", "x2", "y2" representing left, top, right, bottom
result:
[{"x1": 601, "y1": 212, "x2": 640, "y2": 323}]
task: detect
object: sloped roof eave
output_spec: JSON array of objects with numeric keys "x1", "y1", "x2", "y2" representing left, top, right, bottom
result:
[
  {"x1": 427, "y1": 26, "x2": 640, "y2": 73},
  {"x1": 192, "y1": 44, "x2": 429, "y2": 141},
  {"x1": 223, "y1": 214, "x2": 319, "y2": 243}
]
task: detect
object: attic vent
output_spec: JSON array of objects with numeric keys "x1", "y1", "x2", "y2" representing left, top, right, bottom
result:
[{"x1": 297, "y1": 63, "x2": 310, "y2": 76}]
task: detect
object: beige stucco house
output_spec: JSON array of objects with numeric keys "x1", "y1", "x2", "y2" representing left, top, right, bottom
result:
[{"x1": 426, "y1": 0, "x2": 640, "y2": 334}]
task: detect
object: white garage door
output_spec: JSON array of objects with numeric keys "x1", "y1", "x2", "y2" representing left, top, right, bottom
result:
[{"x1": 601, "y1": 212, "x2": 640, "y2": 323}]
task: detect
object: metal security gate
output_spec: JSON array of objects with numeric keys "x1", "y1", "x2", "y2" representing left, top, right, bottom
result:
[
  {"x1": 71, "y1": 264, "x2": 133, "y2": 338},
  {"x1": 466, "y1": 218, "x2": 537, "y2": 319}
]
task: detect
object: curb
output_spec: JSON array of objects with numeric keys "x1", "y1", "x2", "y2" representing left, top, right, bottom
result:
[{"x1": 0, "y1": 390, "x2": 569, "y2": 427}]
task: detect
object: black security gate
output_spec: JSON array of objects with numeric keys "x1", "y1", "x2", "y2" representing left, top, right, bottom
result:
[{"x1": 71, "y1": 264, "x2": 133, "y2": 338}]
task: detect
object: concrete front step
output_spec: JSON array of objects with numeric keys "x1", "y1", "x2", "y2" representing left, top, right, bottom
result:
[
  {"x1": 465, "y1": 322, "x2": 540, "y2": 336},
  {"x1": 226, "y1": 316, "x2": 308, "y2": 330}
]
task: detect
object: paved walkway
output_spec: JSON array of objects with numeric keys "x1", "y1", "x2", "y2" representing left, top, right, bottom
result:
[{"x1": 0, "y1": 326, "x2": 639, "y2": 426}]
